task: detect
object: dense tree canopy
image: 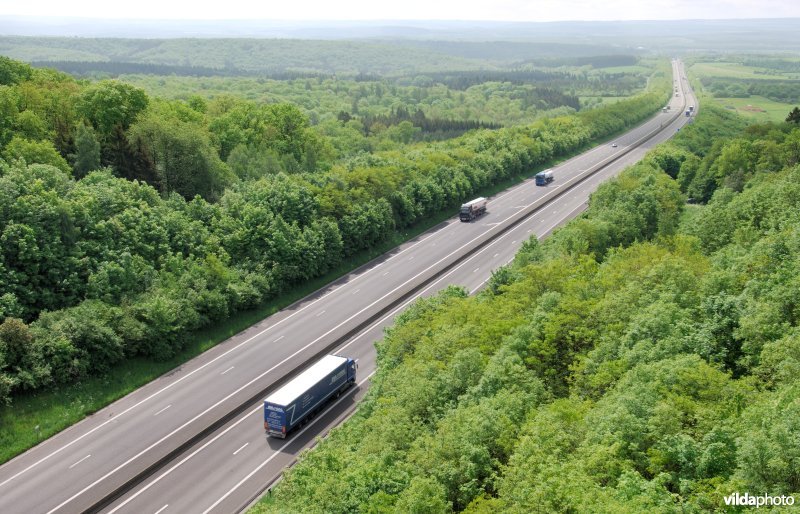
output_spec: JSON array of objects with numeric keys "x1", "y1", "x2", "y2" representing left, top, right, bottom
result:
[
  {"x1": 0, "y1": 56, "x2": 669, "y2": 406},
  {"x1": 254, "y1": 105, "x2": 800, "y2": 513}
]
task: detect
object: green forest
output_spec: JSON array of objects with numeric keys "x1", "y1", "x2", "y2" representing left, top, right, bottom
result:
[
  {"x1": 0, "y1": 52, "x2": 670, "y2": 457},
  {"x1": 253, "y1": 103, "x2": 800, "y2": 512}
]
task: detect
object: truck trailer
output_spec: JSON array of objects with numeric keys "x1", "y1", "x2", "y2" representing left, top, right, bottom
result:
[
  {"x1": 459, "y1": 197, "x2": 487, "y2": 222},
  {"x1": 535, "y1": 169, "x2": 554, "y2": 186},
  {"x1": 264, "y1": 354, "x2": 357, "y2": 438}
]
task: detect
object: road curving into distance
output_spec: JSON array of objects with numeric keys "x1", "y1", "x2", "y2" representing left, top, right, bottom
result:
[{"x1": 0, "y1": 60, "x2": 695, "y2": 514}]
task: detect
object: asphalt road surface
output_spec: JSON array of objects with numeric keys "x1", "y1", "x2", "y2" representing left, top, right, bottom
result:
[{"x1": 0, "y1": 60, "x2": 695, "y2": 514}]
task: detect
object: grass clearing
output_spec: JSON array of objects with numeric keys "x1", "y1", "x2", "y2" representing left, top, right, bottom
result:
[
  {"x1": 690, "y1": 62, "x2": 774, "y2": 80},
  {"x1": 711, "y1": 95, "x2": 794, "y2": 123}
]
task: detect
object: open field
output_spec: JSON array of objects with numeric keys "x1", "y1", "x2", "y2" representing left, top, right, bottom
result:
[
  {"x1": 711, "y1": 95, "x2": 795, "y2": 123},
  {"x1": 690, "y1": 62, "x2": 778, "y2": 80}
]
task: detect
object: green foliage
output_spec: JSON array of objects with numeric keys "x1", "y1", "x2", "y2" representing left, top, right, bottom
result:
[
  {"x1": 70, "y1": 123, "x2": 101, "y2": 177},
  {"x1": 0, "y1": 55, "x2": 670, "y2": 432},
  {"x1": 263, "y1": 104, "x2": 800, "y2": 512},
  {"x1": 2, "y1": 136, "x2": 71, "y2": 173},
  {"x1": 0, "y1": 56, "x2": 33, "y2": 86},
  {"x1": 77, "y1": 80, "x2": 149, "y2": 138},
  {"x1": 128, "y1": 106, "x2": 232, "y2": 200},
  {"x1": 787, "y1": 106, "x2": 800, "y2": 124}
]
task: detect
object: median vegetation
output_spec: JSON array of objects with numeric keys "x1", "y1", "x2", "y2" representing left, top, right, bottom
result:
[
  {"x1": 0, "y1": 55, "x2": 669, "y2": 462},
  {"x1": 255, "y1": 104, "x2": 800, "y2": 512}
]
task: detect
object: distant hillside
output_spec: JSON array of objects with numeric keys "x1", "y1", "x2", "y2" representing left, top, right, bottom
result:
[
  {"x1": 0, "y1": 17, "x2": 799, "y2": 53},
  {"x1": 0, "y1": 37, "x2": 491, "y2": 75},
  {"x1": 0, "y1": 37, "x2": 644, "y2": 76}
]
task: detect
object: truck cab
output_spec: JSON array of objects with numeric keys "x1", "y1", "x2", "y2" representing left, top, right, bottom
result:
[
  {"x1": 535, "y1": 170, "x2": 554, "y2": 186},
  {"x1": 459, "y1": 197, "x2": 487, "y2": 222}
]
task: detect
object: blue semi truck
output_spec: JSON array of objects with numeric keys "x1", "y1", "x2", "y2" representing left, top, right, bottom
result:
[{"x1": 264, "y1": 355, "x2": 357, "y2": 438}]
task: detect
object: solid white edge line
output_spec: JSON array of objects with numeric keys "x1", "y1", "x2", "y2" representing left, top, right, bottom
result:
[
  {"x1": 54, "y1": 90, "x2": 691, "y2": 512},
  {"x1": 0, "y1": 209, "x2": 443, "y2": 490},
  {"x1": 172, "y1": 97, "x2": 695, "y2": 508},
  {"x1": 14, "y1": 64, "x2": 692, "y2": 503},
  {"x1": 48, "y1": 189, "x2": 570, "y2": 513},
  {"x1": 105, "y1": 404, "x2": 263, "y2": 514},
  {"x1": 200, "y1": 372, "x2": 376, "y2": 514}
]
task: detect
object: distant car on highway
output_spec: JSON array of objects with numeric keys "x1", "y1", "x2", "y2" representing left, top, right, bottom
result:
[{"x1": 611, "y1": 143, "x2": 618, "y2": 148}]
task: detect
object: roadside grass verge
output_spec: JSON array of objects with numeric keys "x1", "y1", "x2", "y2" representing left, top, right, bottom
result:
[{"x1": 0, "y1": 93, "x2": 667, "y2": 465}]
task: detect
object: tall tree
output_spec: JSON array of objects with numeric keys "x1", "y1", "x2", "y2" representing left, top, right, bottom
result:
[
  {"x1": 71, "y1": 124, "x2": 101, "y2": 178},
  {"x1": 787, "y1": 106, "x2": 800, "y2": 124},
  {"x1": 128, "y1": 109, "x2": 232, "y2": 201}
]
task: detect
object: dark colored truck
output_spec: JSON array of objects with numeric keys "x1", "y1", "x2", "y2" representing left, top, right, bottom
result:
[
  {"x1": 264, "y1": 355, "x2": 357, "y2": 438},
  {"x1": 535, "y1": 170, "x2": 554, "y2": 186},
  {"x1": 459, "y1": 197, "x2": 487, "y2": 222}
]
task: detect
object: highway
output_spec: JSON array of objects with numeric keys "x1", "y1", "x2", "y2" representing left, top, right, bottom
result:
[{"x1": 0, "y1": 60, "x2": 695, "y2": 514}]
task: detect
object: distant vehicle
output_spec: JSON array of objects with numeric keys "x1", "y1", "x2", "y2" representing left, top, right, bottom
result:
[
  {"x1": 662, "y1": 107, "x2": 668, "y2": 113},
  {"x1": 264, "y1": 355, "x2": 357, "y2": 438},
  {"x1": 459, "y1": 197, "x2": 487, "y2": 221},
  {"x1": 685, "y1": 110, "x2": 691, "y2": 117},
  {"x1": 688, "y1": 105, "x2": 694, "y2": 112},
  {"x1": 675, "y1": 93, "x2": 680, "y2": 97},
  {"x1": 611, "y1": 143, "x2": 618, "y2": 148},
  {"x1": 535, "y1": 170, "x2": 555, "y2": 186}
]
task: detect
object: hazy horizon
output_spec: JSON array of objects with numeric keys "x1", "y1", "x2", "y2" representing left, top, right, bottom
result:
[{"x1": 2, "y1": 0, "x2": 800, "y2": 22}]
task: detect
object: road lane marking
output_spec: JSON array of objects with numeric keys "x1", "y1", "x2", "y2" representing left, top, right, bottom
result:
[
  {"x1": 220, "y1": 367, "x2": 234, "y2": 375},
  {"x1": 109, "y1": 372, "x2": 376, "y2": 514},
  {"x1": 0, "y1": 211, "x2": 445, "y2": 491},
  {"x1": 273, "y1": 336, "x2": 284, "y2": 343},
  {"x1": 69, "y1": 455, "x2": 91, "y2": 470},
  {"x1": 473, "y1": 268, "x2": 480, "y2": 273},
  {"x1": 200, "y1": 372, "x2": 376, "y2": 514},
  {"x1": 19, "y1": 66, "x2": 691, "y2": 504},
  {"x1": 493, "y1": 253, "x2": 499, "y2": 258},
  {"x1": 154, "y1": 405, "x2": 172, "y2": 417},
  {"x1": 52, "y1": 212, "x2": 551, "y2": 513},
  {"x1": 538, "y1": 201, "x2": 590, "y2": 239},
  {"x1": 352, "y1": 289, "x2": 360, "y2": 295},
  {"x1": 382, "y1": 272, "x2": 389, "y2": 276},
  {"x1": 316, "y1": 310, "x2": 326, "y2": 317},
  {"x1": 233, "y1": 443, "x2": 249, "y2": 456},
  {"x1": 154, "y1": 504, "x2": 168, "y2": 514}
]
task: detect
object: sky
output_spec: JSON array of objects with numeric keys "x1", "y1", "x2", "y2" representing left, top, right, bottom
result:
[{"x1": 1, "y1": 0, "x2": 799, "y2": 21}]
